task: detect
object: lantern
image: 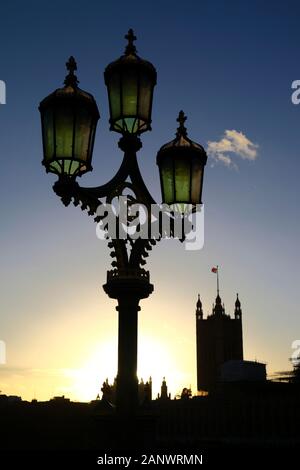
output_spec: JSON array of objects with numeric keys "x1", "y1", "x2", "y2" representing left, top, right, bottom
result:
[
  {"x1": 39, "y1": 56, "x2": 100, "y2": 177},
  {"x1": 104, "y1": 29, "x2": 157, "y2": 135},
  {"x1": 156, "y1": 111, "x2": 207, "y2": 208}
]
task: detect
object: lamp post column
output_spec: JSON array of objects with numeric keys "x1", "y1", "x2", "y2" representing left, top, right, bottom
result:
[{"x1": 103, "y1": 273, "x2": 153, "y2": 415}]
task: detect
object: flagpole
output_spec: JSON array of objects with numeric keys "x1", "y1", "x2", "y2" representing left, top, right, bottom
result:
[{"x1": 217, "y1": 265, "x2": 219, "y2": 296}]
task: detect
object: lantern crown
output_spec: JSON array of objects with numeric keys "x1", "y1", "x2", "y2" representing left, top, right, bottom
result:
[
  {"x1": 159, "y1": 111, "x2": 206, "y2": 153},
  {"x1": 104, "y1": 29, "x2": 156, "y2": 75}
]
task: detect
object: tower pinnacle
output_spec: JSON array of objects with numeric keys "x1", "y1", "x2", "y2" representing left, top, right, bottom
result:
[
  {"x1": 196, "y1": 294, "x2": 203, "y2": 319},
  {"x1": 213, "y1": 292, "x2": 225, "y2": 316},
  {"x1": 234, "y1": 293, "x2": 242, "y2": 319}
]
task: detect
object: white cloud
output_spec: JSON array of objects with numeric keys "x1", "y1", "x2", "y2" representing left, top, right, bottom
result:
[
  {"x1": 207, "y1": 129, "x2": 258, "y2": 169},
  {"x1": 218, "y1": 154, "x2": 234, "y2": 167}
]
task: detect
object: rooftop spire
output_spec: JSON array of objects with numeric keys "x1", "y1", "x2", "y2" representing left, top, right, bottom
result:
[
  {"x1": 234, "y1": 293, "x2": 242, "y2": 319},
  {"x1": 125, "y1": 28, "x2": 137, "y2": 55},
  {"x1": 213, "y1": 293, "x2": 225, "y2": 316},
  {"x1": 211, "y1": 266, "x2": 225, "y2": 315}
]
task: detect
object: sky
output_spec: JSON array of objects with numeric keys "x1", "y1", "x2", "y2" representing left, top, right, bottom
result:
[{"x1": 0, "y1": 0, "x2": 300, "y2": 401}]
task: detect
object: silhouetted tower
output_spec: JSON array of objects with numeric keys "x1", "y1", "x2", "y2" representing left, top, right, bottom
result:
[
  {"x1": 196, "y1": 292, "x2": 243, "y2": 392},
  {"x1": 138, "y1": 377, "x2": 152, "y2": 403},
  {"x1": 157, "y1": 377, "x2": 171, "y2": 400}
]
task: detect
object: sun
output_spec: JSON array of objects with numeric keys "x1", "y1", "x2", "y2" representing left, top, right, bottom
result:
[{"x1": 65, "y1": 335, "x2": 185, "y2": 402}]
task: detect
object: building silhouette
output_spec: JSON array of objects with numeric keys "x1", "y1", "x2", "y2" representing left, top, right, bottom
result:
[
  {"x1": 157, "y1": 377, "x2": 171, "y2": 401},
  {"x1": 100, "y1": 377, "x2": 152, "y2": 405},
  {"x1": 1, "y1": 296, "x2": 300, "y2": 455},
  {"x1": 196, "y1": 292, "x2": 243, "y2": 392}
]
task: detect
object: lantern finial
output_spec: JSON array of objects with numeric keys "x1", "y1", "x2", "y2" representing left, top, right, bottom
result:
[
  {"x1": 64, "y1": 56, "x2": 79, "y2": 87},
  {"x1": 125, "y1": 29, "x2": 137, "y2": 55},
  {"x1": 176, "y1": 110, "x2": 188, "y2": 138}
]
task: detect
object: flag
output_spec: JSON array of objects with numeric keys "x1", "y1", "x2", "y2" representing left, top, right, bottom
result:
[{"x1": 211, "y1": 267, "x2": 218, "y2": 273}]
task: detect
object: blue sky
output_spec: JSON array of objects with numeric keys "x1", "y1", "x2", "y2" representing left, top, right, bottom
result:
[{"x1": 0, "y1": 0, "x2": 299, "y2": 400}]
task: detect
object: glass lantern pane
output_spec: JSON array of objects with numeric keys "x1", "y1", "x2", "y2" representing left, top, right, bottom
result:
[
  {"x1": 123, "y1": 117, "x2": 138, "y2": 133},
  {"x1": 55, "y1": 103, "x2": 74, "y2": 158},
  {"x1": 63, "y1": 159, "x2": 71, "y2": 175},
  {"x1": 69, "y1": 160, "x2": 81, "y2": 176},
  {"x1": 109, "y1": 73, "x2": 121, "y2": 121},
  {"x1": 175, "y1": 157, "x2": 190, "y2": 203},
  {"x1": 191, "y1": 160, "x2": 203, "y2": 204},
  {"x1": 161, "y1": 155, "x2": 174, "y2": 204},
  {"x1": 138, "y1": 73, "x2": 152, "y2": 121},
  {"x1": 43, "y1": 108, "x2": 54, "y2": 161},
  {"x1": 49, "y1": 160, "x2": 62, "y2": 173},
  {"x1": 74, "y1": 106, "x2": 92, "y2": 162},
  {"x1": 122, "y1": 68, "x2": 138, "y2": 117}
]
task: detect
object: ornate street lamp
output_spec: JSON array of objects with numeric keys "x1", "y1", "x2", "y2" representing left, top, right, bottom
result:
[
  {"x1": 104, "y1": 29, "x2": 156, "y2": 134},
  {"x1": 39, "y1": 30, "x2": 207, "y2": 416},
  {"x1": 157, "y1": 111, "x2": 207, "y2": 208},
  {"x1": 39, "y1": 56, "x2": 100, "y2": 178}
]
